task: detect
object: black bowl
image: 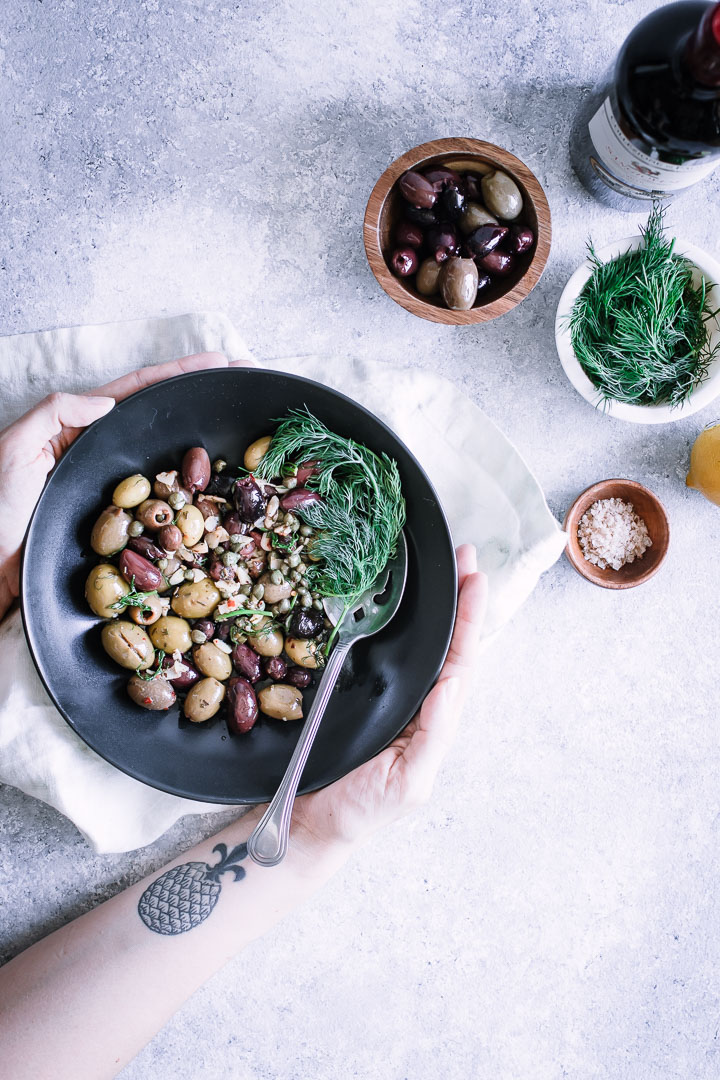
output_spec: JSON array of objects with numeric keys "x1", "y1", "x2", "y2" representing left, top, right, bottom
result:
[{"x1": 21, "y1": 368, "x2": 457, "y2": 803}]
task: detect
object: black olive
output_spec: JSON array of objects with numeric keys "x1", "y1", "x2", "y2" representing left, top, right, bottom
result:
[
  {"x1": 437, "y1": 186, "x2": 465, "y2": 222},
  {"x1": 205, "y1": 472, "x2": 236, "y2": 498},
  {"x1": 288, "y1": 607, "x2": 325, "y2": 638},
  {"x1": 233, "y1": 475, "x2": 267, "y2": 523},
  {"x1": 404, "y1": 205, "x2": 438, "y2": 227}
]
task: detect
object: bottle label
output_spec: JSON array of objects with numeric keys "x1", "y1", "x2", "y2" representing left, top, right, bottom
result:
[{"x1": 588, "y1": 97, "x2": 719, "y2": 194}]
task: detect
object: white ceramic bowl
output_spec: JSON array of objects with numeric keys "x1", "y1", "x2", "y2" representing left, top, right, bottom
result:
[{"x1": 555, "y1": 236, "x2": 720, "y2": 424}]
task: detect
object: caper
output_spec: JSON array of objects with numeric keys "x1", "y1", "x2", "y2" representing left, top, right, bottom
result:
[
  {"x1": 277, "y1": 598, "x2": 292, "y2": 614},
  {"x1": 168, "y1": 491, "x2": 186, "y2": 510},
  {"x1": 290, "y1": 571, "x2": 301, "y2": 584},
  {"x1": 229, "y1": 625, "x2": 246, "y2": 644},
  {"x1": 299, "y1": 525, "x2": 313, "y2": 538},
  {"x1": 239, "y1": 583, "x2": 252, "y2": 596},
  {"x1": 284, "y1": 463, "x2": 298, "y2": 476},
  {"x1": 312, "y1": 599, "x2": 323, "y2": 610},
  {"x1": 230, "y1": 538, "x2": 245, "y2": 552},
  {"x1": 191, "y1": 629, "x2": 208, "y2": 644},
  {"x1": 212, "y1": 458, "x2": 227, "y2": 473},
  {"x1": 158, "y1": 557, "x2": 169, "y2": 571},
  {"x1": 297, "y1": 562, "x2": 307, "y2": 574},
  {"x1": 270, "y1": 569, "x2": 283, "y2": 585},
  {"x1": 222, "y1": 550, "x2": 239, "y2": 567},
  {"x1": 128, "y1": 520, "x2": 145, "y2": 538},
  {"x1": 252, "y1": 583, "x2": 264, "y2": 599}
]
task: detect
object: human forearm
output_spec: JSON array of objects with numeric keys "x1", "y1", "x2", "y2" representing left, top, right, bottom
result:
[{"x1": 0, "y1": 809, "x2": 351, "y2": 1080}]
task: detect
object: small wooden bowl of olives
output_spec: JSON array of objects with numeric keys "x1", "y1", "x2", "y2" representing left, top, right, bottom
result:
[{"x1": 364, "y1": 137, "x2": 551, "y2": 324}]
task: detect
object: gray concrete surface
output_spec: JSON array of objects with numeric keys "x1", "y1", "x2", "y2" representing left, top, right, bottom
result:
[{"x1": 2, "y1": 1, "x2": 720, "y2": 1078}]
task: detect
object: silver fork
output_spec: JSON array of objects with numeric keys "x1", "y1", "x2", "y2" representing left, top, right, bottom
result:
[{"x1": 247, "y1": 532, "x2": 408, "y2": 867}]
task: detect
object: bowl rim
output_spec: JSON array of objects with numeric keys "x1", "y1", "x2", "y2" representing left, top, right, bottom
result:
[
  {"x1": 555, "y1": 235, "x2": 720, "y2": 425},
  {"x1": 363, "y1": 137, "x2": 551, "y2": 325},
  {"x1": 562, "y1": 478, "x2": 670, "y2": 589}
]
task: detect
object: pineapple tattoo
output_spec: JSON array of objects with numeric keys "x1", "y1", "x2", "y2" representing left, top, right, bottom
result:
[{"x1": 138, "y1": 842, "x2": 248, "y2": 935}]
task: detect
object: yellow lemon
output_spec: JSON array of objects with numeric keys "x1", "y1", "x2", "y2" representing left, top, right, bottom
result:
[{"x1": 687, "y1": 421, "x2": 720, "y2": 506}]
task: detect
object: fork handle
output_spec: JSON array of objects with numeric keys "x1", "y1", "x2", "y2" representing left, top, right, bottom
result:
[{"x1": 247, "y1": 640, "x2": 352, "y2": 867}]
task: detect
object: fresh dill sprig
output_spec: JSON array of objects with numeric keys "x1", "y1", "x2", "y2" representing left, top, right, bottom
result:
[
  {"x1": 256, "y1": 408, "x2": 406, "y2": 623},
  {"x1": 112, "y1": 580, "x2": 158, "y2": 615},
  {"x1": 568, "y1": 204, "x2": 720, "y2": 408},
  {"x1": 214, "y1": 607, "x2": 273, "y2": 622},
  {"x1": 135, "y1": 649, "x2": 166, "y2": 681}
]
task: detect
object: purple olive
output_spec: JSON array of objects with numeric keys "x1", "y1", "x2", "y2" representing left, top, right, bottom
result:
[
  {"x1": 465, "y1": 224, "x2": 509, "y2": 259},
  {"x1": 181, "y1": 447, "x2": 211, "y2": 495},
  {"x1": 231, "y1": 642, "x2": 263, "y2": 683},
  {"x1": 437, "y1": 186, "x2": 465, "y2": 222},
  {"x1": 280, "y1": 488, "x2": 323, "y2": 511},
  {"x1": 463, "y1": 172, "x2": 484, "y2": 200},
  {"x1": 285, "y1": 666, "x2": 313, "y2": 689},
  {"x1": 118, "y1": 549, "x2": 165, "y2": 591},
  {"x1": 405, "y1": 205, "x2": 438, "y2": 227},
  {"x1": 476, "y1": 271, "x2": 492, "y2": 293},
  {"x1": 208, "y1": 556, "x2": 235, "y2": 583},
  {"x1": 425, "y1": 225, "x2": 458, "y2": 264},
  {"x1": 233, "y1": 476, "x2": 266, "y2": 524},
  {"x1": 395, "y1": 221, "x2": 424, "y2": 249},
  {"x1": 398, "y1": 170, "x2": 437, "y2": 209},
  {"x1": 193, "y1": 619, "x2": 215, "y2": 641},
  {"x1": 264, "y1": 656, "x2": 288, "y2": 681},
  {"x1": 288, "y1": 607, "x2": 325, "y2": 638},
  {"x1": 214, "y1": 620, "x2": 231, "y2": 642},
  {"x1": 478, "y1": 250, "x2": 516, "y2": 276},
  {"x1": 223, "y1": 511, "x2": 246, "y2": 536},
  {"x1": 161, "y1": 655, "x2": 201, "y2": 690},
  {"x1": 127, "y1": 536, "x2": 165, "y2": 562},
  {"x1": 296, "y1": 460, "x2": 320, "y2": 486},
  {"x1": 423, "y1": 167, "x2": 463, "y2": 192},
  {"x1": 507, "y1": 224, "x2": 535, "y2": 254},
  {"x1": 390, "y1": 247, "x2": 419, "y2": 277},
  {"x1": 226, "y1": 677, "x2": 259, "y2": 735}
]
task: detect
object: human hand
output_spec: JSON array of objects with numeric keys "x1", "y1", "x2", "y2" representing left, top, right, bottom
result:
[
  {"x1": 0, "y1": 352, "x2": 254, "y2": 618},
  {"x1": 291, "y1": 544, "x2": 487, "y2": 853}
]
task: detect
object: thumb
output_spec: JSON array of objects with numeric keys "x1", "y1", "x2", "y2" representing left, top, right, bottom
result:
[{"x1": 13, "y1": 392, "x2": 115, "y2": 450}]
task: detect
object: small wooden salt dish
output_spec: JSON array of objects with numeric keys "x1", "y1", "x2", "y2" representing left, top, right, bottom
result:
[
  {"x1": 363, "y1": 137, "x2": 551, "y2": 325},
  {"x1": 563, "y1": 479, "x2": 670, "y2": 590}
]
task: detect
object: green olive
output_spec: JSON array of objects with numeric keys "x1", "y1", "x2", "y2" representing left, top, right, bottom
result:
[
  {"x1": 90, "y1": 506, "x2": 132, "y2": 556},
  {"x1": 459, "y1": 201, "x2": 498, "y2": 236},
  {"x1": 440, "y1": 257, "x2": 479, "y2": 311},
  {"x1": 127, "y1": 674, "x2": 176, "y2": 711},
  {"x1": 481, "y1": 170, "x2": 523, "y2": 221},
  {"x1": 112, "y1": 474, "x2": 151, "y2": 509},
  {"x1": 284, "y1": 636, "x2": 320, "y2": 669},
  {"x1": 244, "y1": 435, "x2": 272, "y2": 472},
  {"x1": 184, "y1": 677, "x2": 225, "y2": 722},
  {"x1": 175, "y1": 503, "x2": 204, "y2": 547},
  {"x1": 101, "y1": 621, "x2": 154, "y2": 670},
  {"x1": 416, "y1": 257, "x2": 443, "y2": 297},
  {"x1": 170, "y1": 578, "x2": 221, "y2": 619},
  {"x1": 149, "y1": 615, "x2": 192, "y2": 654},
  {"x1": 85, "y1": 564, "x2": 130, "y2": 618},
  {"x1": 257, "y1": 571, "x2": 292, "y2": 604},
  {"x1": 192, "y1": 642, "x2": 233, "y2": 681},
  {"x1": 258, "y1": 684, "x2": 303, "y2": 721},
  {"x1": 130, "y1": 594, "x2": 165, "y2": 626},
  {"x1": 247, "y1": 617, "x2": 284, "y2": 657}
]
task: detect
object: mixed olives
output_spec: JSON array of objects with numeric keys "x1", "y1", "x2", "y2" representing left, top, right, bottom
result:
[
  {"x1": 85, "y1": 442, "x2": 333, "y2": 734},
  {"x1": 388, "y1": 163, "x2": 536, "y2": 310}
]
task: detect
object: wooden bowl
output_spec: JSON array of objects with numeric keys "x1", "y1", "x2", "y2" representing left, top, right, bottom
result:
[
  {"x1": 563, "y1": 479, "x2": 670, "y2": 590},
  {"x1": 363, "y1": 137, "x2": 551, "y2": 325}
]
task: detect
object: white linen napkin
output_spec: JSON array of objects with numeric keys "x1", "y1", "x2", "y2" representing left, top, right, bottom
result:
[{"x1": 0, "y1": 313, "x2": 565, "y2": 852}]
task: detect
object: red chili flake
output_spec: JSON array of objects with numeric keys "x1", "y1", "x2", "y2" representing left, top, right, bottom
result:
[{"x1": 143, "y1": 697, "x2": 152, "y2": 705}]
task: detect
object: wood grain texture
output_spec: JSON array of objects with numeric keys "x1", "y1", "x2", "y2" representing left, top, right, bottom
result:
[
  {"x1": 562, "y1": 479, "x2": 670, "y2": 590},
  {"x1": 363, "y1": 137, "x2": 552, "y2": 325}
]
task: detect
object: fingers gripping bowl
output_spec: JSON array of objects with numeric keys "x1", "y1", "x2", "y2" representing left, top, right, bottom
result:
[{"x1": 21, "y1": 369, "x2": 457, "y2": 804}]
